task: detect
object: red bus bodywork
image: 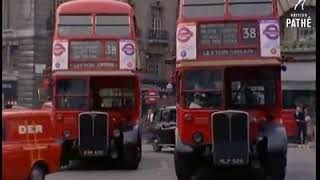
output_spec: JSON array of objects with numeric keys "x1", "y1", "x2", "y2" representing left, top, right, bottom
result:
[
  {"x1": 176, "y1": 62, "x2": 282, "y2": 145},
  {"x1": 2, "y1": 109, "x2": 61, "y2": 180},
  {"x1": 176, "y1": 0, "x2": 283, "y2": 145},
  {"x1": 173, "y1": 1, "x2": 290, "y2": 177},
  {"x1": 174, "y1": 1, "x2": 288, "y2": 179},
  {"x1": 50, "y1": 0, "x2": 141, "y2": 168},
  {"x1": 282, "y1": 109, "x2": 298, "y2": 138}
]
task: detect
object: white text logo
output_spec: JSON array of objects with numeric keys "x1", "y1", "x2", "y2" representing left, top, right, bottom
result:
[
  {"x1": 294, "y1": 0, "x2": 307, "y2": 11},
  {"x1": 18, "y1": 125, "x2": 43, "y2": 134},
  {"x1": 286, "y1": 0, "x2": 312, "y2": 28}
]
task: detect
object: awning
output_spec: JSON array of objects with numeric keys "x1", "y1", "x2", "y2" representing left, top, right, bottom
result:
[
  {"x1": 281, "y1": 62, "x2": 316, "y2": 81},
  {"x1": 281, "y1": 62, "x2": 316, "y2": 90}
]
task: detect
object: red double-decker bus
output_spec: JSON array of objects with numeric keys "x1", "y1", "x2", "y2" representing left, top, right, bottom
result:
[
  {"x1": 174, "y1": 0, "x2": 287, "y2": 179},
  {"x1": 51, "y1": 0, "x2": 141, "y2": 169}
]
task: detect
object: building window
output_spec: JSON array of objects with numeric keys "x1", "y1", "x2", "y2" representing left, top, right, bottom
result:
[
  {"x1": 2, "y1": 45, "x2": 18, "y2": 71},
  {"x1": 2, "y1": 47, "x2": 9, "y2": 70},
  {"x1": 146, "y1": 55, "x2": 159, "y2": 75},
  {"x1": 149, "y1": 2, "x2": 165, "y2": 38},
  {"x1": 2, "y1": 0, "x2": 10, "y2": 29},
  {"x1": 281, "y1": 7, "x2": 316, "y2": 42},
  {"x1": 297, "y1": 27, "x2": 315, "y2": 41}
]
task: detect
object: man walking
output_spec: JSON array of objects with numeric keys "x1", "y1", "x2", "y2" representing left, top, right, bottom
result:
[{"x1": 294, "y1": 106, "x2": 306, "y2": 144}]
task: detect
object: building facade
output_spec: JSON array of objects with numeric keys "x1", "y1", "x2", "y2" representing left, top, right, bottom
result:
[
  {"x1": 123, "y1": 0, "x2": 179, "y2": 112},
  {"x1": 122, "y1": 0, "x2": 178, "y2": 90},
  {"x1": 278, "y1": 0, "x2": 316, "y2": 118},
  {"x1": 2, "y1": 0, "x2": 54, "y2": 107}
]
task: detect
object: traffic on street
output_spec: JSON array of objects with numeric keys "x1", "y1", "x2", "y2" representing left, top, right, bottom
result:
[
  {"x1": 47, "y1": 145, "x2": 316, "y2": 180},
  {"x1": 2, "y1": 0, "x2": 316, "y2": 180}
]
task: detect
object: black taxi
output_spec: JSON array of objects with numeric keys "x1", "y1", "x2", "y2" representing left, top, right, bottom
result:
[{"x1": 151, "y1": 106, "x2": 176, "y2": 152}]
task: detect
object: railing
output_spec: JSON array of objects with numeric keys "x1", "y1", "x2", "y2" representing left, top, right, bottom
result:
[{"x1": 281, "y1": 38, "x2": 316, "y2": 53}]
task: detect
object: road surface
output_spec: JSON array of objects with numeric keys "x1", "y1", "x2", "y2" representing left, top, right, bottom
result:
[{"x1": 47, "y1": 145, "x2": 315, "y2": 180}]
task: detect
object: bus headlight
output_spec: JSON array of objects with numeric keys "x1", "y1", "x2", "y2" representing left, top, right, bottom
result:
[
  {"x1": 113, "y1": 129, "x2": 121, "y2": 138},
  {"x1": 192, "y1": 132, "x2": 203, "y2": 144}
]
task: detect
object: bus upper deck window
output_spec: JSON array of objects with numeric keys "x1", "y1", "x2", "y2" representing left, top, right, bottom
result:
[
  {"x1": 58, "y1": 15, "x2": 92, "y2": 36},
  {"x1": 229, "y1": 0, "x2": 273, "y2": 16},
  {"x1": 95, "y1": 15, "x2": 130, "y2": 36},
  {"x1": 183, "y1": 0, "x2": 225, "y2": 18}
]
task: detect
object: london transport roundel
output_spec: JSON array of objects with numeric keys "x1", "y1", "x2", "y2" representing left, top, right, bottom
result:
[
  {"x1": 53, "y1": 43, "x2": 66, "y2": 56},
  {"x1": 181, "y1": 50, "x2": 187, "y2": 57},
  {"x1": 270, "y1": 48, "x2": 277, "y2": 54},
  {"x1": 263, "y1": 24, "x2": 279, "y2": 40},
  {"x1": 122, "y1": 43, "x2": 135, "y2": 56},
  {"x1": 177, "y1": 27, "x2": 193, "y2": 43}
]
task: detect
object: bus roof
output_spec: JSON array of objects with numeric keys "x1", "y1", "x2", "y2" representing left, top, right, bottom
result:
[{"x1": 57, "y1": 0, "x2": 133, "y2": 15}]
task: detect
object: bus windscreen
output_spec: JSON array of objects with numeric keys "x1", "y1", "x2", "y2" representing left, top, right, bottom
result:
[
  {"x1": 56, "y1": 78, "x2": 88, "y2": 110},
  {"x1": 183, "y1": 69, "x2": 223, "y2": 109},
  {"x1": 229, "y1": 70, "x2": 276, "y2": 107}
]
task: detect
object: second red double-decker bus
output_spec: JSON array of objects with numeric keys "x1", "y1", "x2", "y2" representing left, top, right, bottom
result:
[
  {"x1": 174, "y1": 0, "x2": 287, "y2": 179},
  {"x1": 50, "y1": 0, "x2": 141, "y2": 169}
]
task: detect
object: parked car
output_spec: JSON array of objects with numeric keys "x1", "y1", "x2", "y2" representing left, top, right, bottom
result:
[
  {"x1": 2, "y1": 109, "x2": 62, "y2": 180},
  {"x1": 151, "y1": 106, "x2": 176, "y2": 152}
]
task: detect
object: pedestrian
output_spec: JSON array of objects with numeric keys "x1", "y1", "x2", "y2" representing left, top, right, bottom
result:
[
  {"x1": 294, "y1": 105, "x2": 306, "y2": 144},
  {"x1": 304, "y1": 107, "x2": 313, "y2": 142},
  {"x1": 148, "y1": 109, "x2": 155, "y2": 123},
  {"x1": 147, "y1": 109, "x2": 152, "y2": 123}
]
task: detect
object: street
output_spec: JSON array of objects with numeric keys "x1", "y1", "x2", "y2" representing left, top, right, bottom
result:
[{"x1": 47, "y1": 145, "x2": 315, "y2": 180}]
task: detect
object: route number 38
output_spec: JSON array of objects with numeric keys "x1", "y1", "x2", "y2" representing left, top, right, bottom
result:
[
  {"x1": 106, "y1": 44, "x2": 117, "y2": 55},
  {"x1": 242, "y1": 27, "x2": 256, "y2": 39}
]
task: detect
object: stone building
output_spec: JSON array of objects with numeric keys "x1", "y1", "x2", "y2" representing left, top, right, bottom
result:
[
  {"x1": 120, "y1": 0, "x2": 178, "y2": 90},
  {"x1": 119, "y1": 0, "x2": 178, "y2": 113},
  {"x1": 278, "y1": 0, "x2": 316, "y2": 117},
  {"x1": 2, "y1": 0, "x2": 54, "y2": 107}
]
